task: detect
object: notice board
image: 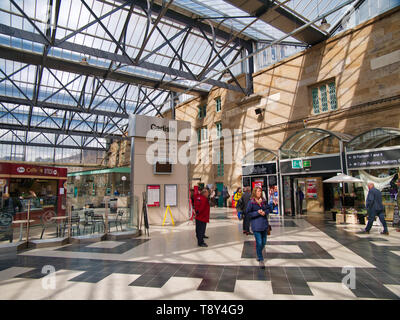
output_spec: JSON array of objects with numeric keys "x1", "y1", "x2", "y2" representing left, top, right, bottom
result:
[{"x1": 147, "y1": 185, "x2": 160, "y2": 207}]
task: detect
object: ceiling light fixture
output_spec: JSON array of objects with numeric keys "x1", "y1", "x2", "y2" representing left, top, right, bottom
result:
[{"x1": 320, "y1": 17, "x2": 331, "y2": 31}]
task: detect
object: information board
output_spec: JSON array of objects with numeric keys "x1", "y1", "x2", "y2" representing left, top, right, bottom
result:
[
  {"x1": 147, "y1": 185, "x2": 160, "y2": 207},
  {"x1": 164, "y1": 184, "x2": 177, "y2": 207},
  {"x1": 347, "y1": 147, "x2": 400, "y2": 169}
]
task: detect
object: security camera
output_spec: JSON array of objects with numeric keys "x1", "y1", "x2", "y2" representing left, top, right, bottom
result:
[{"x1": 255, "y1": 108, "x2": 264, "y2": 115}]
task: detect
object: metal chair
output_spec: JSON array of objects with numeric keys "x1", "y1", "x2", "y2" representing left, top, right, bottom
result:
[
  {"x1": 92, "y1": 213, "x2": 105, "y2": 233},
  {"x1": 108, "y1": 210, "x2": 124, "y2": 232},
  {"x1": 60, "y1": 214, "x2": 80, "y2": 237},
  {"x1": 83, "y1": 210, "x2": 95, "y2": 234}
]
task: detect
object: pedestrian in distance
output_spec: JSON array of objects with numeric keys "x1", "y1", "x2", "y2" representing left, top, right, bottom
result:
[
  {"x1": 194, "y1": 188, "x2": 210, "y2": 247},
  {"x1": 236, "y1": 187, "x2": 252, "y2": 235},
  {"x1": 246, "y1": 186, "x2": 273, "y2": 269},
  {"x1": 358, "y1": 182, "x2": 389, "y2": 235},
  {"x1": 233, "y1": 187, "x2": 243, "y2": 219}
]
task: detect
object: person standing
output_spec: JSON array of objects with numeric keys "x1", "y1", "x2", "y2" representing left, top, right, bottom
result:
[
  {"x1": 246, "y1": 186, "x2": 273, "y2": 268},
  {"x1": 194, "y1": 189, "x2": 210, "y2": 247},
  {"x1": 233, "y1": 187, "x2": 243, "y2": 219},
  {"x1": 222, "y1": 185, "x2": 229, "y2": 207},
  {"x1": 238, "y1": 187, "x2": 252, "y2": 235},
  {"x1": 2, "y1": 193, "x2": 16, "y2": 216},
  {"x1": 359, "y1": 182, "x2": 389, "y2": 235},
  {"x1": 296, "y1": 188, "x2": 304, "y2": 215},
  {"x1": 233, "y1": 187, "x2": 242, "y2": 208}
]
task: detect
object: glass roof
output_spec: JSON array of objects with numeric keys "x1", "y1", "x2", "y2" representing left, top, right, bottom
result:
[
  {"x1": 242, "y1": 148, "x2": 277, "y2": 165},
  {"x1": 173, "y1": 0, "x2": 302, "y2": 42},
  {"x1": 346, "y1": 127, "x2": 400, "y2": 151},
  {"x1": 280, "y1": 128, "x2": 353, "y2": 159},
  {"x1": 0, "y1": 0, "x2": 389, "y2": 165}
]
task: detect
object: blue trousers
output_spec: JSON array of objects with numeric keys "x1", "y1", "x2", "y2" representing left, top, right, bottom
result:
[
  {"x1": 365, "y1": 210, "x2": 388, "y2": 233},
  {"x1": 253, "y1": 231, "x2": 267, "y2": 261}
]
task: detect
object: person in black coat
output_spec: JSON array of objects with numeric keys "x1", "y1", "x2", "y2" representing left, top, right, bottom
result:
[
  {"x1": 238, "y1": 187, "x2": 252, "y2": 235},
  {"x1": 359, "y1": 183, "x2": 389, "y2": 235}
]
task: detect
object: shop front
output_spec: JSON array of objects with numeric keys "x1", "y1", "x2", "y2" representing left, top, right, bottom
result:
[
  {"x1": 242, "y1": 149, "x2": 279, "y2": 214},
  {"x1": 346, "y1": 127, "x2": 400, "y2": 224},
  {"x1": 278, "y1": 128, "x2": 353, "y2": 216},
  {"x1": 67, "y1": 167, "x2": 131, "y2": 211},
  {"x1": 0, "y1": 162, "x2": 67, "y2": 225}
]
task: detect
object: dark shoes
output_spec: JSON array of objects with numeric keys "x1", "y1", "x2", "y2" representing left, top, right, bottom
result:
[
  {"x1": 258, "y1": 260, "x2": 265, "y2": 269},
  {"x1": 203, "y1": 236, "x2": 209, "y2": 239},
  {"x1": 243, "y1": 231, "x2": 253, "y2": 235},
  {"x1": 198, "y1": 243, "x2": 208, "y2": 247},
  {"x1": 380, "y1": 231, "x2": 389, "y2": 235},
  {"x1": 356, "y1": 229, "x2": 369, "y2": 234}
]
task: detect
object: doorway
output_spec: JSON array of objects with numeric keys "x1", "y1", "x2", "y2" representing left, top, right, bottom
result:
[
  {"x1": 216, "y1": 183, "x2": 223, "y2": 208},
  {"x1": 293, "y1": 178, "x2": 306, "y2": 216}
]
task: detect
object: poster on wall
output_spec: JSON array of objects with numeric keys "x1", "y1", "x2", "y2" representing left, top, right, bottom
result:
[
  {"x1": 147, "y1": 185, "x2": 160, "y2": 207},
  {"x1": 306, "y1": 179, "x2": 318, "y2": 199},
  {"x1": 252, "y1": 179, "x2": 263, "y2": 189},
  {"x1": 165, "y1": 184, "x2": 177, "y2": 207}
]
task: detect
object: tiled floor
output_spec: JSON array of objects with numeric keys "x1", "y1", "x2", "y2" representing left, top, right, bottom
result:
[{"x1": 0, "y1": 209, "x2": 399, "y2": 300}]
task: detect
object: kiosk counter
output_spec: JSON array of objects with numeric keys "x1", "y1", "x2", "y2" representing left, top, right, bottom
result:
[{"x1": 0, "y1": 162, "x2": 67, "y2": 225}]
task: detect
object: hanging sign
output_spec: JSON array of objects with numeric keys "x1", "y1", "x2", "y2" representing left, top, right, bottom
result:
[{"x1": 291, "y1": 159, "x2": 303, "y2": 169}]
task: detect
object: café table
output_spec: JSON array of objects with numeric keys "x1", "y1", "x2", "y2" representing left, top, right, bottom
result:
[
  {"x1": 12, "y1": 219, "x2": 35, "y2": 241},
  {"x1": 50, "y1": 216, "x2": 69, "y2": 237}
]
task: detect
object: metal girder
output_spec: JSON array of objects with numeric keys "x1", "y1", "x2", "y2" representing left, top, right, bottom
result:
[
  {"x1": 0, "y1": 41, "x2": 209, "y2": 95},
  {"x1": 0, "y1": 140, "x2": 106, "y2": 151},
  {"x1": 0, "y1": 122, "x2": 125, "y2": 140},
  {"x1": 0, "y1": 95, "x2": 129, "y2": 119},
  {"x1": 223, "y1": 0, "x2": 328, "y2": 45},
  {"x1": 0, "y1": 22, "x2": 242, "y2": 93},
  {"x1": 108, "y1": 0, "x2": 251, "y2": 49},
  {"x1": 197, "y1": 26, "x2": 247, "y2": 95}
]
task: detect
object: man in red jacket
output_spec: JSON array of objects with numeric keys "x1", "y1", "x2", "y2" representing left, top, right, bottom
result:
[{"x1": 194, "y1": 188, "x2": 210, "y2": 247}]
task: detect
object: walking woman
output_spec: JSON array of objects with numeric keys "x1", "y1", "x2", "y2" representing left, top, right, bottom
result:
[{"x1": 246, "y1": 186, "x2": 272, "y2": 268}]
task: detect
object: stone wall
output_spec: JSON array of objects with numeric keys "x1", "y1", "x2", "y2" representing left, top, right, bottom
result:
[
  {"x1": 167, "y1": 7, "x2": 400, "y2": 193},
  {"x1": 111, "y1": 7, "x2": 400, "y2": 194}
]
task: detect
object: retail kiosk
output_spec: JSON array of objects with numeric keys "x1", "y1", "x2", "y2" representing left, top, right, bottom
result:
[{"x1": 0, "y1": 162, "x2": 67, "y2": 224}]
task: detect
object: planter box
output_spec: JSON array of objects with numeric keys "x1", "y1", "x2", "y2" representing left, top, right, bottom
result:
[
  {"x1": 346, "y1": 213, "x2": 358, "y2": 224},
  {"x1": 336, "y1": 213, "x2": 345, "y2": 224}
]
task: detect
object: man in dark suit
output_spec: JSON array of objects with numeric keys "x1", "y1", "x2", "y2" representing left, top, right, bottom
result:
[{"x1": 359, "y1": 183, "x2": 389, "y2": 235}]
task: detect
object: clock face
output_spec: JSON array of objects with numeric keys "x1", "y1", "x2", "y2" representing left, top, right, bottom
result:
[{"x1": 0, "y1": 213, "x2": 13, "y2": 227}]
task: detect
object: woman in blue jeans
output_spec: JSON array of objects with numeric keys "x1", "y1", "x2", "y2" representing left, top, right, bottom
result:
[{"x1": 246, "y1": 186, "x2": 272, "y2": 269}]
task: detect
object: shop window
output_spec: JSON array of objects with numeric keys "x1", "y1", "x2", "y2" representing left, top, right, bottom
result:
[
  {"x1": 311, "y1": 81, "x2": 338, "y2": 114},
  {"x1": 198, "y1": 105, "x2": 207, "y2": 119},
  {"x1": 215, "y1": 97, "x2": 221, "y2": 112}
]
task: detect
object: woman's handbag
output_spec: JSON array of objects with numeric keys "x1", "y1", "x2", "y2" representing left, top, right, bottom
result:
[{"x1": 267, "y1": 224, "x2": 272, "y2": 235}]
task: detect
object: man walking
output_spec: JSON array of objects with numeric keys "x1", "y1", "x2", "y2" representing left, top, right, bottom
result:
[
  {"x1": 194, "y1": 189, "x2": 210, "y2": 247},
  {"x1": 359, "y1": 182, "x2": 389, "y2": 235}
]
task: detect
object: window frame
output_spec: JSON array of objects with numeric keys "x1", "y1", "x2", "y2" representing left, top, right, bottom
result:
[{"x1": 310, "y1": 79, "x2": 338, "y2": 115}]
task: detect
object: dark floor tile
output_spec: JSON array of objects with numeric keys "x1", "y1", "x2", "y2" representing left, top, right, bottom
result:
[
  {"x1": 291, "y1": 286, "x2": 313, "y2": 296},
  {"x1": 216, "y1": 278, "x2": 236, "y2": 292},
  {"x1": 254, "y1": 269, "x2": 269, "y2": 281},
  {"x1": 272, "y1": 286, "x2": 292, "y2": 295},
  {"x1": 198, "y1": 278, "x2": 219, "y2": 291},
  {"x1": 237, "y1": 266, "x2": 254, "y2": 280},
  {"x1": 129, "y1": 274, "x2": 154, "y2": 287},
  {"x1": 15, "y1": 269, "x2": 48, "y2": 279},
  {"x1": 174, "y1": 264, "x2": 196, "y2": 277},
  {"x1": 146, "y1": 275, "x2": 172, "y2": 288}
]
